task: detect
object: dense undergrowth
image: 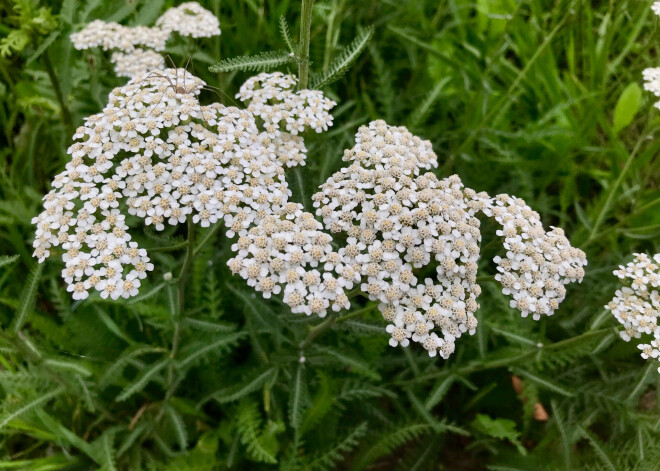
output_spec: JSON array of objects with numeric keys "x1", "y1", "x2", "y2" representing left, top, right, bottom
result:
[{"x1": 0, "y1": 0, "x2": 659, "y2": 469}]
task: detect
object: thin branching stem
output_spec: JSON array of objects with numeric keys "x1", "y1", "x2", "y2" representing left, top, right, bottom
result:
[
  {"x1": 193, "y1": 220, "x2": 222, "y2": 257},
  {"x1": 299, "y1": 314, "x2": 336, "y2": 351}
]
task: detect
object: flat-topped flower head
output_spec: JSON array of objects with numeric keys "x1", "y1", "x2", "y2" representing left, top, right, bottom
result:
[
  {"x1": 71, "y1": 20, "x2": 169, "y2": 52},
  {"x1": 481, "y1": 194, "x2": 587, "y2": 320},
  {"x1": 313, "y1": 121, "x2": 586, "y2": 358},
  {"x1": 156, "y1": 2, "x2": 221, "y2": 38},
  {"x1": 606, "y1": 253, "x2": 660, "y2": 371},
  {"x1": 342, "y1": 120, "x2": 438, "y2": 174},
  {"x1": 71, "y1": 3, "x2": 220, "y2": 81},
  {"x1": 237, "y1": 72, "x2": 337, "y2": 167},
  {"x1": 111, "y1": 49, "x2": 165, "y2": 78}
]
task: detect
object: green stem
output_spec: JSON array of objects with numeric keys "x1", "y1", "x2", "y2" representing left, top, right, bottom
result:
[
  {"x1": 299, "y1": 314, "x2": 335, "y2": 351},
  {"x1": 584, "y1": 137, "x2": 644, "y2": 247},
  {"x1": 336, "y1": 304, "x2": 376, "y2": 323},
  {"x1": 146, "y1": 241, "x2": 189, "y2": 253},
  {"x1": 166, "y1": 217, "x2": 195, "y2": 391},
  {"x1": 299, "y1": 303, "x2": 377, "y2": 351},
  {"x1": 193, "y1": 220, "x2": 223, "y2": 257},
  {"x1": 298, "y1": 0, "x2": 315, "y2": 89},
  {"x1": 43, "y1": 51, "x2": 74, "y2": 137}
]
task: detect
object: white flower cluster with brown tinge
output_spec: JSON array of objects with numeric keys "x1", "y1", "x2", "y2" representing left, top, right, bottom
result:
[
  {"x1": 483, "y1": 195, "x2": 587, "y2": 320},
  {"x1": 155, "y1": 2, "x2": 221, "y2": 38},
  {"x1": 70, "y1": 20, "x2": 169, "y2": 52},
  {"x1": 606, "y1": 254, "x2": 660, "y2": 370},
  {"x1": 312, "y1": 121, "x2": 587, "y2": 357},
  {"x1": 237, "y1": 72, "x2": 336, "y2": 167},
  {"x1": 34, "y1": 67, "x2": 587, "y2": 358},
  {"x1": 313, "y1": 122, "x2": 482, "y2": 358},
  {"x1": 111, "y1": 50, "x2": 166, "y2": 79},
  {"x1": 70, "y1": 2, "x2": 220, "y2": 78},
  {"x1": 32, "y1": 69, "x2": 346, "y2": 315}
]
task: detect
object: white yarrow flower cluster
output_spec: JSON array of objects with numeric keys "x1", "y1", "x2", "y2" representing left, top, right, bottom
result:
[
  {"x1": 237, "y1": 72, "x2": 336, "y2": 167},
  {"x1": 111, "y1": 49, "x2": 166, "y2": 79},
  {"x1": 155, "y1": 2, "x2": 221, "y2": 38},
  {"x1": 605, "y1": 254, "x2": 660, "y2": 370},
  {"x1": 312, "y1": 120, "x2": 587, "y2": 358},
  {"x1": 70, "y1": 2, "x2": 220, "y2": 78},
  {"x1": 482, "y1": 195, "x2": 587, "y2": 320},
  {"x1": 70, "y1": 20, "x2": 169, "y2": 52},
  {"x1": 35, "y1": 61, "x2": 587, "y2": 358},
  {"x1": 33, "y1": 69, "x2": 347, "y2": 316},
  {"x1": 313, "y1": 121, "x2": 482, "y2": 358}
]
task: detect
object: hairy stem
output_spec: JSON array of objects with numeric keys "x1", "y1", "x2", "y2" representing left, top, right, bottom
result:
[
  {"x1": 43, "y1": 52, "x2": 74, "y2": 137},
  {"x1": 298, "y1": 0, "x2": 315, "y2": 89}
]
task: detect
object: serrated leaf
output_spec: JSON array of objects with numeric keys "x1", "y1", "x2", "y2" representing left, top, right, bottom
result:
[
  {"x1": 279, "y1": 16, "x2": 296, "y2": 54},
  {"x1": 472, "y1": 414, "x2": 526, "y2": 455},
  {"x1": 513, "y1": 368, "x2": 574, "y2": 397},
  {"x1": 613, "y1": 82, "x2": 642, "y2": 133},
  {"x1": 0, "y1": 387, "x2": 63, "y2": 430},
  {"x1": 165, "y1": 404, "x2": 188, "y2": 451},
  {"x1": 288, "y1": 363, "x2": 307, "y2": 430},
  {"x1": 208, "y1": 367, "x2": 278, "y2": 404},
  {"x1": 99, "y1": 345, "x2": 166, "y2": 388},
  {"x1": 11, "y1": 263, "x2": 43, "y2": 333},
  {"x1": 307, "y1": 422, "x2": 367, "y2": 471},
  {"x1": 311, "y1": 26, "x2": 374, "y2": 89},
  {"x1": 312, "y1": 345, "x2": 380, "y2": 380},
  {"x1": 116, "y1": 358, "x2": 169, "y2": 402},
  {"x1": 176, "y1": 332, "x2": 245, "y2": 369},
  {"x1": 0, "y1": 254, "x2": 20, "y2": 268},
  {"x1": 209, "y1": 50, "x2": 295, "y2": 73},
  {"x1": 236, "y1": 400, "x2": 279, "y2": 464}
]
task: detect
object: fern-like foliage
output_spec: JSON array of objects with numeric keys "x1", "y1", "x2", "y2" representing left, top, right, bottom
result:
[
  {"x1": 236, "y1": 400, "x2": 283, "y2": 464},
  {"x1": 209, "y1": 50, "x2": 295, "y2": 73},
  {"x1": 279, "y1": 16, "x2": 296, "y2": 54},
  {"x1": 310, "y1": 26, "x2": 374, "y2": 89}
]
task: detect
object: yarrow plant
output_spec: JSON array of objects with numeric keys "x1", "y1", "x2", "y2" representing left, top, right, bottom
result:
[
  {"x1": 31, "y1": 1, "x2": 589, "y2": 360},
  {"x1": 69, "y1": 2, "x2": 220, "y2": 78},
  {"x1": 31, "y1": 72, "x2": 587, "y2": 359}
]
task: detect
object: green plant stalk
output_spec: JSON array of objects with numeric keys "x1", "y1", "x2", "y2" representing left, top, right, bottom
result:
[
  {"x1": 299, "y1": 314, "x2": 335, "y2": 351},
  {"x1": 298, "y1": 0, "x2": 315, "y2": 89},
  {"x1": 43, "y1": 51, "x2": 74, "y2": 137},
  {"x1": 166, "y1": 216, "x2": 195, "y2": 390},
  {"x1": 584, "y1": 137, "x2": 644, "y2": 247},
  {"x1": 299, "y1": 303, "x2": 377, "y2": 351}
]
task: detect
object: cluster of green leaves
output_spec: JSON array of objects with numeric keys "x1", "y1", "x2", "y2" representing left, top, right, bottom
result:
[{"x1": 1, "y1": 0, "x2": 659, "y2": 469}]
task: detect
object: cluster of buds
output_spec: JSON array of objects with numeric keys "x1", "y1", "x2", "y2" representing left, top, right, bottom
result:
[
  {"x1": 606, "y1": 254, "x2": 660, "y2": 370},
  {"x1": 70, "y1": 2, "x2": 220, "y2": 78},
  {"x1": 34, "y1": 67, "x2": 587, "y2": 359}
]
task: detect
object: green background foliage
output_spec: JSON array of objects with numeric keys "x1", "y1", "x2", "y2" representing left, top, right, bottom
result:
[{"x1": 1, "y1": 0, "x2": 660, "y2": 469}]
